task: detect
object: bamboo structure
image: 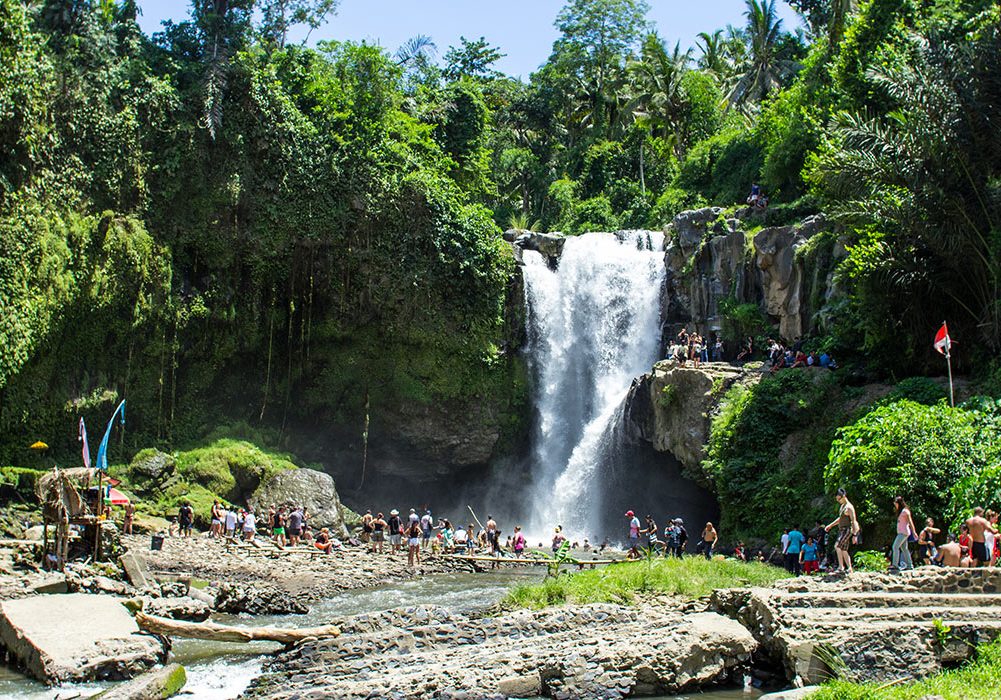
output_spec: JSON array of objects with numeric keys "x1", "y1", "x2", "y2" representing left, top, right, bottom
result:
[{"x1": 135, "y1": 611, "x2": 341, "y2": 644}]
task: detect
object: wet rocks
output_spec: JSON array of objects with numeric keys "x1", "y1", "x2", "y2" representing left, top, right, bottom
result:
[
  {"x1": 244, "y1": 602, "x2": 756, "y2": 699},
  {"x1": 213, "y1": 583, "x2": 308, "y2": 616},
  {"x1": 144, "y1": 596, "x2": 212, "y2": 622}
]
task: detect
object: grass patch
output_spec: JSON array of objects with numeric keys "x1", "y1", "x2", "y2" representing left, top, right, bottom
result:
[
  {"x1": 502, "y1": 556, "x2": 788, "y2": 609},
  {"x1": 811, "y1": 638, "x2": 1001, "y2": 700}
]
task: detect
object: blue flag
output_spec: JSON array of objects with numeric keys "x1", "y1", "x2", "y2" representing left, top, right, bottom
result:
[{"x1": 96, "y1": 400, "x2": 126, "y2": 472}]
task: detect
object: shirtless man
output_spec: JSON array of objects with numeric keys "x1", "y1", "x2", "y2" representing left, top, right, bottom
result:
[
  {"x1": 934, "y1": 535, "x2": 963, "y2": 568},
  {"x1": 965, "y1": 507, "x2": 997, "y2": 567}
]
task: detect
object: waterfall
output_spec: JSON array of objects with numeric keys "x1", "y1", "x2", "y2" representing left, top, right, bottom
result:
[{"x1": 522, "y1": 230, "x2": 665, "y2": 538}]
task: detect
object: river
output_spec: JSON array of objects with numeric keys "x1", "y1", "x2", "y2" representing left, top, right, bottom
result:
[{"x1": 0, "y1": 570, "x2": 762, "y2": 699}]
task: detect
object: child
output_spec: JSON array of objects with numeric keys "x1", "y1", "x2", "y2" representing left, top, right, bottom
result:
[{"x1": 800, "y1": 535, "x2": 819, "y2": 575}]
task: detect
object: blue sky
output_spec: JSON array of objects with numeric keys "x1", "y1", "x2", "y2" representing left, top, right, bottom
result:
[{"x1": 136, "y1": 1, "x2": 802, "y2": 79}]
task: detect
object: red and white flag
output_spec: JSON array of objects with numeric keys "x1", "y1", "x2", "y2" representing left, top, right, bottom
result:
[{"x1": 934, "y1": 322, "x2": 952, "y2": 356}]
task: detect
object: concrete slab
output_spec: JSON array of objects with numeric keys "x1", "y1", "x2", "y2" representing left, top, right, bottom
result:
[
  {"x1": 119, "y1": 552, "x2": 150, "y2": 589},
  {"x1": 0, "y1": 593, "x2": 166, "y2": 684}
]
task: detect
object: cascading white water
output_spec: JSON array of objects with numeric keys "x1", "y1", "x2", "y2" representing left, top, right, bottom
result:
[{"x1": 523, "y1": 230, "x2": 665, "y2": 538}]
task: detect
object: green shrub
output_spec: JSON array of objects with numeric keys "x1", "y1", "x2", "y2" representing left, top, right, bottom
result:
[
  {"x1": 884, "y1": 377, "x2": 948, "y2": 406},
  {"x1": 853, "y1": 550, "x2": 889, "y2": 573},
  {"x1": 812, "y1": 637, "x2": 1001, "y2": 700},
  {"x1": 705, "y1": 370, "x2": 846, "y2": 541},
  {"x1": 826, "y1": 400, "x2": 1001, "y2": 536}
]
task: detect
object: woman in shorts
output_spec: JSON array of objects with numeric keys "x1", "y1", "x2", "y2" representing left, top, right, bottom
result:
[
  {"x1": 407, "y1": 520, "x2": 422, "y2": 568},
  {"x1": 371, "y1": 513, "x2": 386, "y2": 554}
]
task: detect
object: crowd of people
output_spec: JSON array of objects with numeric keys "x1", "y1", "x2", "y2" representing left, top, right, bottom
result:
[
  {"x1": 669, "y1": 328, "x2": 838, "y2": 372},
  {"x1": 668, "y1": 329, "x2": 724, "y2": 367},
  {"x1": 624, "y1": 510, "x2": 724, "y2": 560}
]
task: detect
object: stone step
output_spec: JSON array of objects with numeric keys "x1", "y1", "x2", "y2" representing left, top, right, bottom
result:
[
  {"x1": 779, "y1": 606, "x2": 1001, "y2": 624},
  {"x1": 768, "y1": 591, "x2": 1001, "y2": 609}
]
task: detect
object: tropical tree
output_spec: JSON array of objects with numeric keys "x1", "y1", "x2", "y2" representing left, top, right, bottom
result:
[
  {"x1": 811, "y1": 23, "x2": 1001, "y2": 358},
  {"x1": 550, "y1": 0, "x2": 650, "y2": 136},
  {"x1": 727, "y1": 0, "x2": 799, "y2": 108},
  {"x1": 444, "y1": 36, "x2": 506, "y2": 82},
  {"x1": 626, "y1": 33, "x2": 691, "y2": 140}
]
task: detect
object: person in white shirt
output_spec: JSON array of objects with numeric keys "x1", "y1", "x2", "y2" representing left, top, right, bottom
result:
[
  {"x1": 781, "y1": 528, "x2": 790, "y2": 554},
  {"x1": 243, "y1": 509, "x2": 257, "y2": 541},
  {"x1": 224, "y1": 509, "x2": 238, "y2": 538}
]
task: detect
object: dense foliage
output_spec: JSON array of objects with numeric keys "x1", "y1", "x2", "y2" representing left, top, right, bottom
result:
[
  {"x1": 3, "y1": 0, "x2": 1000, "y2": 525},
  {"x1": 704, "y1": 370, "x2": 852, "y2": 542},
  {"x1": 826, "y1": 399, "x2": 1001, "y2": 534}
]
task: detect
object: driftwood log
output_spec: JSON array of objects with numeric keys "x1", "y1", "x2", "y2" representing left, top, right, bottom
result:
[{"x1": 135, "y1": 611, "x2": 340, "y2": 644}]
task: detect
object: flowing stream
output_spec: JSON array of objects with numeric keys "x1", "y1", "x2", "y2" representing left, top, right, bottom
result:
[{"x1": 522, "y1": 231, "x2": 665, "y2": 537}]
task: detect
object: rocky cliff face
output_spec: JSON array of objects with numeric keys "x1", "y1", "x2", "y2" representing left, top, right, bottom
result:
[
  {"x1": 663, "y1": 208, "x2": 844, "y2": 345},
  {"x1": 627, "y1": 362, "x2": 755, "y2": 482}
]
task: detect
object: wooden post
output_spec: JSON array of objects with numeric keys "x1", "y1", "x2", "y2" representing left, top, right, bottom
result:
[{"x1": 94, "y1": 470, "x2": 103, "y2": 562}]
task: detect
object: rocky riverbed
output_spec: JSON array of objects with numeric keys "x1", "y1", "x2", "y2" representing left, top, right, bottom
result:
[
  {"x1": 125, "y1": 534, "x2": 477, "y2": 605},
  {"x1": 244, "y1": 600, "x2": 757, "y2": 699}
]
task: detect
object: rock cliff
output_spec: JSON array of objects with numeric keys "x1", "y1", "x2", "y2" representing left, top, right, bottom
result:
[
  {"x1": 663, "y1": 208, "x2": 843, "y2": 345},
  {"x1": 627, "y1": 362, "x2": 756, "y2": 481}
]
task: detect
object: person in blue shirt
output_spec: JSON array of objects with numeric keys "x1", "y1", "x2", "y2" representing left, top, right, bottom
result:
[
  {"x1": 785, "y1": 526, "x2": 805, "y2": 576},
  {"x1": 800, "y1": 535, "x2": 819, "y2": 575}
]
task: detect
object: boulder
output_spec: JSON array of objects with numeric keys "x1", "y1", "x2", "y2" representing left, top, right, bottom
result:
[
  {"x1": 129, "y1": 450, "x2": 176, "y2": 481},
  {"x1": 92, "y1": 662, "x2": 187, "y2": 700},
  {"x1": 514, "y1": 230, "x2": 566, "y2": 264},
  {"x1": 627, "y1": 363, "x2": 752, "y2": 476},
  {"x1": 249, "y1": 468, "x2": 347, "y2": 534},
  {"x1": 0, "y1": 594, "x2": 166, "y2": 683},
  {"x1": 669, "y1": 207, "x2": 725, "y2": 253},
  {"x1": 213, "y1": 582, "x2": 308, "y2": 616},
  {"x1": 144, "y1": 596, "x2": 211, "y2": 622}
]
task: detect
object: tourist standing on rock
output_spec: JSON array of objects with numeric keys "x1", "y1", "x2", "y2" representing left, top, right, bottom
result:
[
  {"x1": 785, "y1": 526, "x2": 804, "y2": 575},
  {"x1": 800, "y1": 536, "x2": 819, "y2": 575},
  {"x1": 388, "y1": 510, "x2": 403, "y2": 554},
  {"x1": 224, "y1": 507, "x2": 237, "y2": 538},
  {"x1": 407, "y1": 519, "x2": 422, "y2": 567},
  {"x1": 371, "y1": 512, "x2": 386, "y2": 554},
  {"x1": 985, "y1": 510, "x2": 999, "y2": 565},
  {"x1": 810, "y1": 520, "x2": 828, "y2": 569},
  {"x1": 702, "y1": 522, "x2": 718, "y2": 560},
  {"x1": 965, "y1": 507, "x2": 997, "y2": 566},
  {"x1": 123, "y1": 501, "x2": 135, "y2": 535},
  {"x1": 178, "y1": 501, "x2": 194, "y2": 537},
  {"x1": 663, "y1": 520, "x2": 680, "y2": 558},
  {"x1": 287, "y1": 506, "x2": 303, "y2": 547},
  {"x1": 272, "y1": 507, "x2": 287, "y2": 548},
  {"x1": 242, "y1": 507, "x2": 257, "y2": 541},
  {"x1": 917, "y1": 517, "x2": 941, "y2": 566},
  {"x1": 625, "y1": 511, "x2": 641, "y2": 558},
  {"x1": 210, "y1": 500, "x2": 223, "y2": 538},
  {"x1": 676, "y1": 518, "x2": 689, "y2": 557},
  {"x1": 360, "y1": 510, "x2": 374, "y2": 548},
  {"x1": 552, "y1": 526, "x2": 567, "y2": 554},
  {"x1": 642, "y1": 515, "x2": 659, "y2": 555},
  {"x1": 824, "y1": 488, "x2": 860, "y2": 573},
  {"x1": 891, "y1": 496, "x2": 916, "y2": 572},
  {"x1": 421, "y1": 510, "x2": 434, "y2": 550},
  {"x1": 512, "y1": 526, "x2": 526, "y2": 557}
]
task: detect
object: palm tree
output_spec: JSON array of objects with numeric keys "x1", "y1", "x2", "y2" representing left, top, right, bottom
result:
[
  {"x1": 626, "y1": 33, "x2": 691, "y2": 139},
  {"x1": 696, "y1": 30, "x2": 727, "y2": 76},
  {"x1": 727, "y1": 0, "x2": 798, "y2": 108}
]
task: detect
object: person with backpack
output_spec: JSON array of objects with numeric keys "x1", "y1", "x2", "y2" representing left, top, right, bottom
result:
[
  {"x1": 663, "y1": 520, "x2": 680, "y2": 558},
  {"x1": 388, "y1": 509, "x2": 404, "y2": 554}
]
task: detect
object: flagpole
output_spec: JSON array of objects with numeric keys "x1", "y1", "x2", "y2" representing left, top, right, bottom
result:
[{"x1": 942, "y1": 320, "x2": 955, "y2": 408}]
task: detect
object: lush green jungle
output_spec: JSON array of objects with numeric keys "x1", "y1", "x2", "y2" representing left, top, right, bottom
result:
[{"x1": 2, "y1": 0, "x2": 1001, "y2": 542}]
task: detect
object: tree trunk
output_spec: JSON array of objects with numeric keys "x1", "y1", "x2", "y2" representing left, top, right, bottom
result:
[{"x1": 135, "y1": 611, "x2": 340, "y2": 644}]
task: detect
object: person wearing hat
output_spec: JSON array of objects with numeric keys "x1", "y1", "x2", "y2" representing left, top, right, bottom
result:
[
  {"x1": 626, "y1": 510, "x2": 641, "y2": 559},
  {"x1": 388, "y1": 509, "x2": 403, "y2": 553}
]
